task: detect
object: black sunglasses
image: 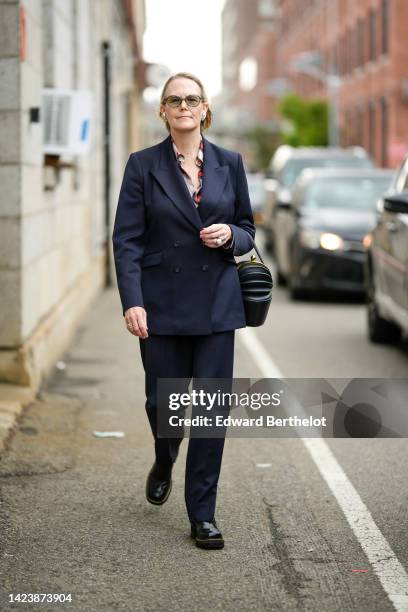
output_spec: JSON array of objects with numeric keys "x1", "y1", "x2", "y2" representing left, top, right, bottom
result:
[{"x1": 164, "y1": 95, "x2": 204, "y2": 108}]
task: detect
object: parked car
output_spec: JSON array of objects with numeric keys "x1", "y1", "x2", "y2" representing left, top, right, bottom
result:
[
  {"x1": 263, "y1": 146, "x2": 374, "y2": 254},
  {"x1": 272, "y1": 168, "x2": 394, "y2": 299},
  {"x1": 366, "y1": 156, "x2": 408, "y2": 343},
  {"x1": 246, "y1": 171, "x2": 266, "y2": 225}
]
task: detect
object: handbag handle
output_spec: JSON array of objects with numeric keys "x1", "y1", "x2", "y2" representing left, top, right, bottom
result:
[
  {"x1": 251, "y1": 240, "x2": 265, "y2": 264},
  {"x1": 232, "y1": 234, "x2": 265, "y2": 264},
  {"x1": 245, "y1": 235, "x2": 265, "y2": 263}
]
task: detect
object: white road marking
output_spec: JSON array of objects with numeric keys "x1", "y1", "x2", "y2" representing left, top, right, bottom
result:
[
  {"x1": 238, "y1": 326, "x2": 408, "y2": 612},
  {"x1": 238, "y1": 327, "x2": 283, "y2": 378}
]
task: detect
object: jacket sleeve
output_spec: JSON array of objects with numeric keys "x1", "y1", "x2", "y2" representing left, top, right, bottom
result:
[
  {"x1": 224, "y1": 153, "x2": 255, "y2": 256},
  {"x1": 112, "y1": 153, "x2": 146, "y2": 315}
]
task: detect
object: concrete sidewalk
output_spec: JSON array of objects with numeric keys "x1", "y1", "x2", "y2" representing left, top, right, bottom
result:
[
  {"x1": 0, "y1": 287, "x2": 389, "y2": 612},
  {"x1": 0, "y1": 288, "x2": 270, "y2": 611},
  {"x1": 0, "y1": 385, "x2": 37, "y2": 453}
]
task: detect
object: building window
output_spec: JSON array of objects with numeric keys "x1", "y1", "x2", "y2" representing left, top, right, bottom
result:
[
  {"x1": 356, "y1": 107, "x2": 364, "y2": 146},
  {"x1": 369, "y1": 8, "x2": 377, "y2": 62},
  {"x1": 351, "y1": 26, "x2": 357, "y2": 71},
  {"x1": 339, "y1": 37, "x2": 345, "y2": 76},
  {"x1": 239, "y1": 57, "x2": 258, "y2": 91},
  {"x1": 332, "y1": 45, "x2": 338, "y2": 75},
  {"x1": 343, "y1": 33, "x2": 348, "y2": 74},
  {"x1": 357, "y1": 18, "x2": 364, "y2": 67},
  {"x1": 336, "y1": 42, "x2": 341, "y2": 76},
  {"x1": 344, "y1": 31, "x2": 349, "y2": 75},
  {"x1": 381, "y1": 0, "x2": 389, "y2": 55},
  {"x1": 349, "y1": 30, "x2": 354, "y2": 74},
  {"x1": 368, "y1": 101, "x2": 376, "y2": 158},
  {"x1": 380, "y1": 97, "x2": 388, "y2": 166},
  {"x1": 364, "y1": 17, "x2": 370, "y2": 65},
  {"x1": 258, "y1": 0, "x2": 277, "y2": 18}
]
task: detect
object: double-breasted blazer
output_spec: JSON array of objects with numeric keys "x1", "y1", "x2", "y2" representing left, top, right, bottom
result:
[{"x1": 112, "y1": 134, "x2": 255, "y2": 335}]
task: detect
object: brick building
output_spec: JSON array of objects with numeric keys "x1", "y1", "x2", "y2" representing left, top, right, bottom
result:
[
  {"x1": 276, "y1": 0, "x2": 408, "y2": 167},
  {"x1": 220, "y1": 0, "x2": 279, "y2": 140}
]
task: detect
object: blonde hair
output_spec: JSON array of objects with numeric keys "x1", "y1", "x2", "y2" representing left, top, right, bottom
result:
[{"x1": 159, "y1": 72, "x2": 212, "y2": 132}]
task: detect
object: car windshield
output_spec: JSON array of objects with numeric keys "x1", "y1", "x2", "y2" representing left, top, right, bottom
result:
[
  {"x1": 281, "y1": 157, "x2": 373, "y2": 187},
  {"x1": 247, "y1": 174, "x2": 265, "y2": 207},
  {"x1": 302, "y1": 176, "x2": 392, "y2": 211}
]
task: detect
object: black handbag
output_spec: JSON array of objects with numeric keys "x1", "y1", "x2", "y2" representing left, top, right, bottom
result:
[{"x1": 236, "y1": 242, "x2": 273, "y2": 327}]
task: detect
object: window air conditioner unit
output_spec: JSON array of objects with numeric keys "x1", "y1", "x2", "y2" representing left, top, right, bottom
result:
[{"x1": 42, "y1": 88, "x2": 92, "y2": 155}]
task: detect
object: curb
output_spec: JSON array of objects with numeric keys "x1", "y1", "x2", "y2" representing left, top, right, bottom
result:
[{"x1": 0, "y1": 384, "x2": 37, "y2": 453}]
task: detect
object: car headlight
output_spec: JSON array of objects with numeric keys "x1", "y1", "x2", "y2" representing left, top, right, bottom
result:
[
  {"x1": 319, "y1": 232, "x2": 344, "y2": 251},
  {"x1": 299, "y1": 230, "x2": 345, "y2": 251},
  {"x1": 362, "y1": 233, "x2": 372, "y2": 248}
]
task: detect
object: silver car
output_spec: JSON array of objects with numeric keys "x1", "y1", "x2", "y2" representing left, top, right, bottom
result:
[{"x1": 366, "y1": 155, "x2": 408, "y2": 343}]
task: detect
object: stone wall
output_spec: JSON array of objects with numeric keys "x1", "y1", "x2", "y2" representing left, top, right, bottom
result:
[{"x1": 0, "y1": 0, "x2": 144, "y2": 389}]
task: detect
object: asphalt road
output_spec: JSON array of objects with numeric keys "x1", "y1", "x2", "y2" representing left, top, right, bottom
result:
[{"x1": 0, "y1": 244, "x2": 407, "y2": 611}]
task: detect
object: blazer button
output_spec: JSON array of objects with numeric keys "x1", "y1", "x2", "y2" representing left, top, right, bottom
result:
[
  {"x1": 173, "y1": 266, "x2": 181, "y2": 273},
  {"x1": 173, "y1": 241, "x2": 180, "y2": 248},
  {"x1": 201, "y1": 264, "x2": 209, "y2": 271}
]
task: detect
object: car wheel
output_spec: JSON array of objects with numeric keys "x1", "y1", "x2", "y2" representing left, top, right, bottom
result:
[
  {"x1": 276, "y1": 269, "x2": 286, "y2": 286},
  {"x1": 288, "y1": 275, "x2": 306, "y2": 300},
  {"x1": 289, "y1": 285, "x2": 306, "y2": 300},
  {"x1": 288, "y1": 246, "x2": 305, "y2": 300},
  {"x1": 367, "y1": 274, "x2": 401, "y2": 344},
  {"x1": 264, "y1": 237, "x2": 274, "y2": 255}
]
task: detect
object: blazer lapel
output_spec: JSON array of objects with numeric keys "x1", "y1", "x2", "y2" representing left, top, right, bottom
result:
[
  {"x1": 198, "y1": 137, "x2": 229, "y2": 225},
  {"x1": 150, "y1": 135, "x2": 203, "y2": 231}
]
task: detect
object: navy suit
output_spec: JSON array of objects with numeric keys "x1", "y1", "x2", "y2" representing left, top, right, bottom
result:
[
  {"x1": 112, "y1": 134, "x2": 255, "y2": 334},
  {"x1": 112, "y1": 134, "x2": 255, "y2": 522}
]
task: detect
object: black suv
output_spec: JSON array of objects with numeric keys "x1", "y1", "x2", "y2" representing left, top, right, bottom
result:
[{"x1": 366, "y1": 156, "x2": 408, "y2": 343}]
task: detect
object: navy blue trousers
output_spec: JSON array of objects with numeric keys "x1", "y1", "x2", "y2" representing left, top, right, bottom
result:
[{"x1": 139, "y1": 331, "x2": 234, "y2": 523}]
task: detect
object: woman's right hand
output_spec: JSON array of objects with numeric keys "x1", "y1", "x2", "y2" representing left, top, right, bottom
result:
[{"x1": 124, "y1": 306, "x2": 148, "y2": 339}]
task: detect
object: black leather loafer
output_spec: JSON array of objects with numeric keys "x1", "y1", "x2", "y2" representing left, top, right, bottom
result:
[
  {"x1": 145, "y1": 463, "x2": 172, "y2": 505},
  {"x1": 190, "y1": 520, "x2": 224, "y2": 549}
]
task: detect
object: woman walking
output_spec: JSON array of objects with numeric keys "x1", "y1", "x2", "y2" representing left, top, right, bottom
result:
[{"x1": 112, "y1": 72, "x2": 255, "y2": 549}]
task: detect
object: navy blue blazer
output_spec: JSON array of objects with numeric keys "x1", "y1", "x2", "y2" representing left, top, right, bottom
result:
[{"x1": 112, "y1": 134, "x2": 255, "y2": 335}]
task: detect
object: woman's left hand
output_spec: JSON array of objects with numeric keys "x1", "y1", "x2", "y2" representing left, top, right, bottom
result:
[{"x1": 200, "y1": 224, "x2": 232, "y2": 248}]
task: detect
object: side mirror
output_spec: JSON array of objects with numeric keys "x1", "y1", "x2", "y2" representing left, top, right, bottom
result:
[
  {"x1": 276, "y1": 187, "x2": 292, "y2": 210},
  {"x1": 384, "y1": 193, "x2": 408, "y2": 214},
  {"x1": 264, "y1": 178, "x2": 278, "y2": 192},
  {"x1": 376, "y1": 198, "x2": 384, "y2": 214},
  {"x1": 276, "y1": 200, "x2": 292, "y2": 210}
]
